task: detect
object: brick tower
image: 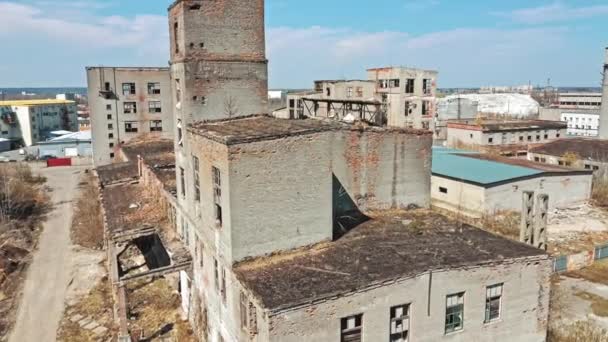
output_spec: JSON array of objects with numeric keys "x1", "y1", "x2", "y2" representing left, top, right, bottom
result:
[{"x1": 168, "y1": 0, "x2": 269, "y2": 125}]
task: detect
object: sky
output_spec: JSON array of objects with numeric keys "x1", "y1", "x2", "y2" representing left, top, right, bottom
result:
[{"x1": 0, "y1": 0, "x2": 606, "y2": 88}]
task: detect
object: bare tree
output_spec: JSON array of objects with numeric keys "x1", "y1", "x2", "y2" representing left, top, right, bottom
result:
[{"x1": 224, "y1": 96, "x2": 240, "y2": 118}]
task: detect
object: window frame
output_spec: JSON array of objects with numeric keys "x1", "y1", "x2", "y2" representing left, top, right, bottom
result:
[
  {"x1": 148, "y1": 100, "x2": 162, "y2": 113},
  {"x1": 123, "y1": 102, "x2": 137, "y2": 114},
  {"x1": 445, "y1": 292, "x2": 465, "y2": 334},
  {"x1": 484, "y1": 284, "x2": 503, "y2": 323},
  {"x1": 150, "y1": 120, "x2": 163, "y2": 132},
  {"x1": 122, "y1": 82, "x2": 136, "y2": 96},
  {"x1": 147, "y1": 82, "x2": 161, "y2": 95},
  {"x1": 124, "y1": 121, "x2": 139, "y2": 133},
  {"x1": 340, "y1": 314, "x2": 363, "y2": 342},
  {"x1": 193, "y1": 156, "x2": 200, "y2": 202},
  {"x1": 390, "y1": 304, "x2": 410, "y2": 342}
]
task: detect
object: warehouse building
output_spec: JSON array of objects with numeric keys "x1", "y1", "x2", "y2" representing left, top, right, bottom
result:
[
  {"x1": 37, "y1": 130, "x2": 92, "y2": 158},
  {"x1": 446, "y1": 119, "x2": 567, "y2": 153},
  {"x1": 431, "y1": 148, "x2": 593, "y2": 218}
]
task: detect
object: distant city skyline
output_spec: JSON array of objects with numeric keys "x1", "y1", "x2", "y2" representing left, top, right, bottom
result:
[{"x1": 0, "y1": 0, "x2": 606, "y2": 88}]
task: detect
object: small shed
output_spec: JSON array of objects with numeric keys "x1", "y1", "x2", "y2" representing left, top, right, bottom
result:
[{"x1": 38, "y1": 130, "x2": 92, "y2": 157}]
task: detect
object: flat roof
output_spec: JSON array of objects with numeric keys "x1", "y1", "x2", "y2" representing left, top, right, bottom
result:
[
  {"x1": 529, "y1": 138, "x2": 608, "y2": 163},
  {"x1": 448, "y1": 119, "x2": 567, "y2": 132},
  {"x1": 235, "y1": 209, "x2": 547, "y2": 311},
  {"x1": 432, "y1": 147, "x2": 591, "y2": 187},
  {"x1": 85, "y1": 66, "x2": 169, "y2": 71},
  {"x1": 189, "y1": 115, "x2": 344, "y2": 145},
  {"x1": 367, "y1": 66, "x2": 438, "y2": 74},
  {"x1": 122, "y1": 139, "x2": 176, "y2": 194},
  {"x1": 0, "y1": 99, "x2": 75, "y2": 106}
]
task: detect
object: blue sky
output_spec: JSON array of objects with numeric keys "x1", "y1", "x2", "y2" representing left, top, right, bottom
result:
[{"x1": 0, "y1": 0, "x2": 606, "y2": 88}]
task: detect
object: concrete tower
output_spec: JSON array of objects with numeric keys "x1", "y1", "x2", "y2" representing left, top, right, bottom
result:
[
  {"x1": 168, "y1": 0, "x2": 269, "y2": 125},
  {"x1": 600, "y1": 47, "x2": 608, "y2": 140}
]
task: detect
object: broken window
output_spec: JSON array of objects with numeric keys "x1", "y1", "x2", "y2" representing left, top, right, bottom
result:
[
  {"x1": 405, "y1": 79, "x2": 415, "y2": 93},
  {"x1": 347, "y1": 87, "x2": 353, "y2": 98},
  {"x1": 389, "y1": 79, "x2": 400, "y2": 88},
  {"x1": 148, "y1": 101, "x2": 162, "y2": 113},
  {"x1": 108, "y1": 133, "x2": 114, "y2": 139},
  {"x1": 423, "y1": 79, "x2": 432, "y2": 95},
  {"x1": 177, "y1": 119, "x2": 183, "y2": 147},
  {"x1": 445, "y1": 292, "x2": 465, "y2": 334},
  {"x1": 289, "y1": 99, "x2": 295, "y2": 108},
  {"x1": 106, "y1": 104, "x2": 112, "y2": 110},
  {"x1": 193, "y1": 156, "x2": 200, "y2": 202},
  {"x1": 104, "y1": 82, "x2": 111, "y2": 92},
  {"x1": 122, "y1": 83, "x2": 136, "y2": 96},
  {"x1": 341, "y1": 314, "x2": 362, "y2": 342},
  {"x1": 485, "y1": 284, "x2": 503, "y2": 323},
  {"x1": 150, "y1": 120, "x2": 162, "y2": 132},
  {"x1": 109, "y1": 143, "x2": 114, "y2": 148},
  {"x1": 422, "y1": 101, "x2": 430, "y2": 116},
  {"x1": 378, "y1": 79, "x2": 389, "y2": 89},
  {"x1": 488, "y1": 137, "x2": 493, "y2": 144},
  {"x1": 356, "y1": 87, "x2": 363, "y2": 97},
  {"x1": 108, "y1": 123, "x2": 113, "y2": 130},
  {"x1": 124, "y1": 121, "x2": 138, "y2": 133},
  {"x1": 110, "y1": 152, "x2": 115, "y2": 159},
  {"x1": 439, "y1": 187, "x2": 448, "y2": 194},
  {"x1": 123, "y1": 102, "x2": 137, "y2": 114},
  {"x1": 147, "y1": 82, "x2": 161, "y2": 95},
  {"x1": 326, "y1": 87, "x2": 331, "y2": 97},
  {"x1": 220, "y1": 267, "x2": 226, "y2": 303},
  {"x1": 107, "y1": 114, "x2": 112, "y2": 120},
  {"x1": 175, "y1": 79, "x2": 181, "y2": 103},
  {"x1": 212, "y1": 166, "x2": 222, "y2": 227},
  {"x1": 214, "y1": 258, "x2": 219, "y2": 291},
  {"x1": 240, "y1": 292, "x2": 248, "y2": 329},
  {"x1": 180, "y1": 167, "x2": 186, "y2": 197},
  {"x1": 249, "y1": 302, "x2": 258, "y2": 335},
  {"x1": 404, "y1": 101, "x2": 412, "y2": 117},
  {"x1": 390, "y1": 304, "x2": 410, "y2": 342}
]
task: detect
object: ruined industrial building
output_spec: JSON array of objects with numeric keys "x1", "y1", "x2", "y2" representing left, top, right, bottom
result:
[{"x1": 73, "y1": 1, "x2": 577, "y2": 341}]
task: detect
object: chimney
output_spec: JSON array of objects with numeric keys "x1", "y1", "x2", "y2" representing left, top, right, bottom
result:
[{"x1": 600, "y1": 48, "x2": 608, "y2": 139}]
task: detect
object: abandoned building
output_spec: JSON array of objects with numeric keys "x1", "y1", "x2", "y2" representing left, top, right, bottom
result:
[
  {"x1": 601, "y1": 48, "x2": 608, "y2": 140},
  {"x1": 446, "y1": 119, "x2": 567, "y2": 154},
  {"x1": 528, "y1": 138, "x2": 608, "y2": 178},
  {"x1": 0, "y1": 99, "x2": 78, "y2": 148},
  {"x1": 86, "y1": 67, "x2": 174, "y2": 166},
  {"x1": 285, "y1": 67, "x2": 438, "y2": 131},
  {"x1": 432, "y1": 148, "x2": 593, "y2": 218}
]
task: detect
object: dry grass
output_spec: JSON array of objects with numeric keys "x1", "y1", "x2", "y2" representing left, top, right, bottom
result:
[
  {"x1": 592, "y1": 177, "x2": 608, "y2": 208},
  {"x1": 71, "y1": 173, "x2": 104, "y2": 249},
  {"x1": 566, "y1": 259, "x2": 608, "y2": 286},
  {"x1": 575, "y1": 291, "x2": 608, "y2": 318},
  {"x1": 478, "y1": 211, "x2": 520, "y2": 240},
  {"x1": 0, "y1": 163, "x2": 48, "y2": 339},
  {"x1": 127, "y1": 278, "x2": 196, "y2": 341},
  {"x1": 548, "y1": 321, "x2": 608, "y2": 342},
  {"x1": 57, "y1": 278, "x2": 114, "y2": 342}
]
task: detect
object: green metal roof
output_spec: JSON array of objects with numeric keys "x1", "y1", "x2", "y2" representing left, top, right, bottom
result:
[{"x1": 432, "y1": 147, "x2": 543, "y2": 186}]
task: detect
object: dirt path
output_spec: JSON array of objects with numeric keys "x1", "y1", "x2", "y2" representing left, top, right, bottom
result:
[{"x1": 9, "y1": 165, "x2": 85, "y2": 342}]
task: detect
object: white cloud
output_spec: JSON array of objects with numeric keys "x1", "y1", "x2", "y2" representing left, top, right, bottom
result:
[{"x1": 496, "y1": 2, "x2": 608, "y2": 24}]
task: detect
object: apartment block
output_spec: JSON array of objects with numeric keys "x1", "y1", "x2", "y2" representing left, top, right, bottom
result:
[
  {"x1": 286, "y1": 67, "x2": 438, "y2": 131},
  {"x1": 0, "y1": 99, "x2": 78, "y2": 147},
  {"x1": 86, "y1": 67, "x2": 173, "y2": 166}
]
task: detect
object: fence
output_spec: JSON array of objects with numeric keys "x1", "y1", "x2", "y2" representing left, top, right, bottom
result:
[{"x1": 553, "y1": 243, "x2": 608, "y2": 273}]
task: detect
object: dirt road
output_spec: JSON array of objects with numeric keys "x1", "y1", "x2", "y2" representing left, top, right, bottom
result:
[{"x1": 9, "y1": 165, "x2": 85, "y2": 342}]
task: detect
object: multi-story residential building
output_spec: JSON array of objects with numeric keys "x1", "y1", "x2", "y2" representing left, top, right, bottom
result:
[
  {"x1": 285, "y1": 67, "x2": 438, "y2": 131},
  {"x1": 86, "y1": 67, "x2": 173, "y2": 166},
  {"x1": 446, "y1": 119, "x2": 567, "y2": 152},
  {"x1": 0, "y1": 99, "x2": 78, "y2": 148},
  {"x1": 166, "y1": 2, "x2": 551, "y2": 342}
]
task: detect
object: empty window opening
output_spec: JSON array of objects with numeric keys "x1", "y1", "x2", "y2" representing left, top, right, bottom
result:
[
  {"x1": 405, "y1": 79, "x2": 415, "y2": 93},
  {"x1": 180, "y1": 167, "x2": 186, "y2": 197},
  {"x1": 485, "y1": 284, "x2": 503, "y2": 323},
  {"x1": 340, "y1": 314, "x2": 362, "y2": 342},
  {"x1": 326, "y1": 87, "x2": 331, "y2": 97},
  {"x1": 212, "y1": 166, "x2": 222, "y2": 227},
  {"x1": 107, "y1": 114, "x2": 112, "y2": 120},
  {"x1": 104, "y1": 82, "x2": 111, "y2": 91},
  {"x1": 177, "y1": 119, "x2": 183, "y2": 147},
  {"x1": 445, "y1": 293, "x2": 464, "y2": 333},
  {"x1": 122, "y1": 83, "x2": 136, "y2": 96},
  {"x1": 439, "y1": 187, "x2": 448, "y2": 194},
  {"x1": 213, "y1": 258, "x2": 219, "y2": 291},
  {"x1": 189, "y1": 4, "x2": 201, "y2": 10},
  {"x1": 423, "y1": 79, "x2": 432, "y2": 95},
  {"x1": 220, "y1": 267, "x2": 226, "y2": 303},
  {"x1": 193, "y1": 156, "x2": 200, "y2": 201},
  {"x1": 174, "y1": 22, "x2": 180, "y2": 53},
  {"x1": 240, "y1": 292, "x2": 249, "y2": 329},
  {"x1": 390, "y1": 304, "x2": 410, "y2": 342},
  {"x1": 106, "y1": 104, "x2": 112, "y2": 110}
]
